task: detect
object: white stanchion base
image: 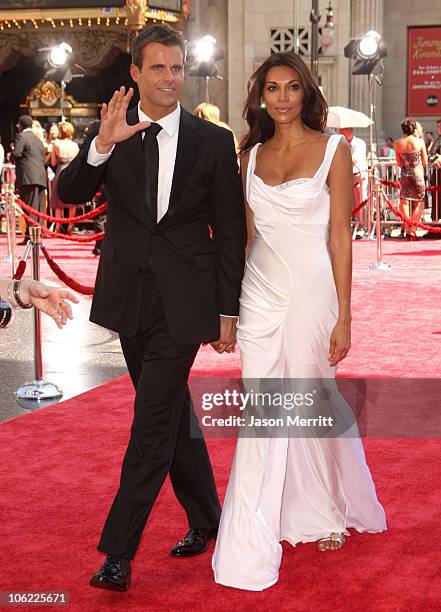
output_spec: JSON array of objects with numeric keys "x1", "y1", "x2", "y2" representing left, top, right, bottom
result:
[
  {"x1": 369, "y1": 261, "x2": 391, "y2": 271},
  {"x1": 15, "y1": 380, "x2": 63, "y2": 402}
]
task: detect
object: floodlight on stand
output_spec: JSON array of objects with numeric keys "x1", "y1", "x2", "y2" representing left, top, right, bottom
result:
[
  {"x1": 188, "y1": 35, "x2": 224, "y2": 102},
  {"x1": 358, "y1": 31, "x2": 380, "y2": 58},
  {"x1": 344, "y1": 29, "x2": 388, "y2": 252},
  {"x1": 195, "y1": 35, "x2": 217, "y2": 63},
  {"x1": 48, "y1": 42, "x2": 72, "y2": 68},
  {"x1": 344, "y1": 30, "x2": 386, "y2": 75},
  {"x1": 45, "y1": 42, "x2": 75, "y2": 122}
]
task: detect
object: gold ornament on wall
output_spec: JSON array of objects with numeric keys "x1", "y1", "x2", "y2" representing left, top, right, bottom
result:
[
  {"x1": 30, "y1": 80, "x2": 62, "y2": 107},
  {"x1": 125, "y1": 0, "x2": 147, "y2": 31}
]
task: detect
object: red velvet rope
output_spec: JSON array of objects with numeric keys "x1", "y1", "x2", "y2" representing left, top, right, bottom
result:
[
  {"x1": 13, "y1": 260, "x2": 27, "y2": 280},
  {"x1": 15, "y1": 197, "x2": 108, "y2": 224},
  {"x1": 381, "y1": 190, "x2": 441, "y2": 233},
  {"x1": 352, "y1": 194, "x2": 371, "y2": 216},
  {"x1": 40, "y1": 244, "x2": 94, "y2": 295},
  {"x1": 15, "y1": 206, "x2": 105, "y2": 242},
  {"x1": 376, "y1": 178, "x2": 441, "y2": 192}
]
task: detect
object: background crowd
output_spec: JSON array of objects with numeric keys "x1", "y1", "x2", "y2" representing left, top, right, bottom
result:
[{"x1": 0, "y1": 108, "x2": 441, "y2": 247}]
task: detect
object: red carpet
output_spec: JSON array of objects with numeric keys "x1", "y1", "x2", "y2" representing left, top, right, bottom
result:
[
  {"x1": 1, "y1": 236, "x2": 441, "y2": 610},
  {"x1": 0, "y1": 376, "x2": 440, "y2": 611}
]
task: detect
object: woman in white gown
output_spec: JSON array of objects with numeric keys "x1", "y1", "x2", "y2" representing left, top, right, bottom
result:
[{"x1": 212, "y1": 52, "x2": 386, "y2": 591}]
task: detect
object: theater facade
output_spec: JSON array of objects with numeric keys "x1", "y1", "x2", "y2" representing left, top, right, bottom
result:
[{"x1": 0, "y1": 1, "x2": 186, "y2": 143}]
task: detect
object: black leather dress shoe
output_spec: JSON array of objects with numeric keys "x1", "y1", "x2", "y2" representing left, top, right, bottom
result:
[
  {"x1": 89, "y1": 555, "x2": 131, "y2": 591},
  {"x1": 171, "y1": 528, "x2": 218, "y2": 557}
]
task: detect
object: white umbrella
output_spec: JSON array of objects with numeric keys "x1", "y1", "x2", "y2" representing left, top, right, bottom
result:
[{"x1": 326, "y1": 106, "x2": 372, "y2": 129}]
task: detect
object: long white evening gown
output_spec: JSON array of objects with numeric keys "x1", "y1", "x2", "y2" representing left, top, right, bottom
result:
[{"x1": 212, "y1": 134, "x2": 386, "y2": 591}]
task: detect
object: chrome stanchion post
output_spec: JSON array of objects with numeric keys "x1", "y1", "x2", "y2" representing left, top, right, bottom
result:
[
  {"x1": 369, "y1": 182, "x2": 390, "y2": 271},
  {"x1": 1, "y1": 181, "x2": 17, "y2": 271},
  {"x1": 15, "y1": 225, "x2": 63, "y2": 405},
  {"x1": 367, "y1": 166, "x2": 373, "y2": 237},
  {"x1": 9, "y1": 188, "x2": 17, "y2": 275}
]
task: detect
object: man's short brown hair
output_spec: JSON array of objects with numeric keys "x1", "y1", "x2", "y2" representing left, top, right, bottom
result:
[{"x1": 131, "y1": 24, "x2": 185, "y2": 69}]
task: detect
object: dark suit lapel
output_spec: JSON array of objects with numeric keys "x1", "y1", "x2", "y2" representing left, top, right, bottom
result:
[{"x1": 162, "y1": 108, "x2": 201, "y2": 223}]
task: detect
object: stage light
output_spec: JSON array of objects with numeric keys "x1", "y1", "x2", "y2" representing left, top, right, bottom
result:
[
  {"x1": 358, "y1": 31, "x2": 381, "y2": 58},
  {"x1": 188, "y1": 35, "x2": 224, "y2": 101},
  {"x1": 195, "y1": 35, "x2": 217, "y2": 63},
  {"x1": 48, "y1": 42, "x2": 72, "y2": 68},
  {"x1": 344, "y1": 31, "x2": 386, "y2": 75}
]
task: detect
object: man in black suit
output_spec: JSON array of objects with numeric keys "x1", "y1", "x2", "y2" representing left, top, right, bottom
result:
[
  {"x1": 10, "y1": 115, "x2": 47, "y2": 243},
  {"x1": 58, "y1": 25, "x2": 245, "y2": 591}
]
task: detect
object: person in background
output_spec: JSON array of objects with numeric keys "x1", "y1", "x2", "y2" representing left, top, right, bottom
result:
[
  {"x1": 194, "y1": 102, "x2": 239, "y2": 153},
  {"x1": 49, "y1": 121, "x2": 80, "y2": 234},
  {"x1": 394, "y1": 117, "x2": 428, "y2": 240},
  {"x1": 382, "y1": 137, "x2": 395, "y2": 158},
  {"x1": 10, "y1": 115, "x2": 47, "y2": 245},
  {"x1": 414, "y1": 121, "x2": 425, "y2": 140},
  {"x1": 339, "y1": 127, "x2": 368, "y2": 225},
  {"x1": 413, "y1": 123, "x2": 429, "y2": 217},
  {"x1": 0, "y1": 277, "x2": 78, "y2": 329},
  {"x1": 45, "y1": 123, "x2": 60, "y2": 164},
  {"x1": 32, "y1": 120, "x2": 46, "y2": 145},
  {"x1": 428, "y1": 119, "x2": 441, "y2": 226},
  {"x1": 425, "y1": 131, "x2": 434, "y2": 155}
]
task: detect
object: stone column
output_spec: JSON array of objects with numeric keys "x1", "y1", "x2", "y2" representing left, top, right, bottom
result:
[{"x1": 350, "y1": 0, "x2": 384, "y2": 143}]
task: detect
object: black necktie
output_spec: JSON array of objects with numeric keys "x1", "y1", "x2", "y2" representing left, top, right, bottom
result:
[{"x1": 143, "y1": 122, "x2": 162, "y2": 223}]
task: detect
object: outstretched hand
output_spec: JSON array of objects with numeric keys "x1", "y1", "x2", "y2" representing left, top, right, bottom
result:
[
  {"x1": 96, "y1": 86, "x2": 150, "y2": 153},
  {"x1": 21, "y1": 280, "x2": 79, "y2": 329}
]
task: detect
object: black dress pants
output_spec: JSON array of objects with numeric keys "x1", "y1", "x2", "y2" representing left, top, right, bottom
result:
[
  {"x1": 19, "y1": 184, "x2": 45, "y2": 237},
  {"x1": 98, "y1": 265, "x2": 221, "y2": 559}
]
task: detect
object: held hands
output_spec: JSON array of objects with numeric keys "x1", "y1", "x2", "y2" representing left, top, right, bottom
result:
[
  {"x1": 328, "y1": 320, "x2": 351, "y2": 366},
  {"x1": 21, "y1": 280, "x2": 79, "y2": 329},
  {"x1": 96, "y1": 86, "x2": 151, "y2": 154},
  {"x1": 210, "y1": 316, "x2": 238, "y2": 354}
]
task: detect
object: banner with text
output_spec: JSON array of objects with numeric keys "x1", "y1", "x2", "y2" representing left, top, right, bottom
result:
[{"x1": 407, "y1": 26, "x2": 441, "y2": 116}]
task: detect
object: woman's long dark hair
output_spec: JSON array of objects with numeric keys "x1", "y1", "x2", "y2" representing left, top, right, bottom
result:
[{"x1": 240, "y1": 52, "x2": 328, "y2": 153}]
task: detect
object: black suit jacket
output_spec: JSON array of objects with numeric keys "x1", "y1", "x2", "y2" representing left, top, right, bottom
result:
[
  {"x1": 11, "y1": 130, "x2": 46, "y2": 188},
  {"x1": 58, "y1": 107, "x2": 246, "y2": 344}
]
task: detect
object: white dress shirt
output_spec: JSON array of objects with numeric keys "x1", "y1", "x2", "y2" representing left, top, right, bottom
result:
[
  {"x1": 350, "y1": 135, "x2": 368, "y2": 175},
  {"x1": 87, "y1": 102, "x2": 181, "y2": 222}
]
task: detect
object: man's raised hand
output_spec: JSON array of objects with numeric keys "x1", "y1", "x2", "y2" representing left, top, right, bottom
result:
[{"x1": 96, "y1": 86, "x2": 150, "y2": 154}]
